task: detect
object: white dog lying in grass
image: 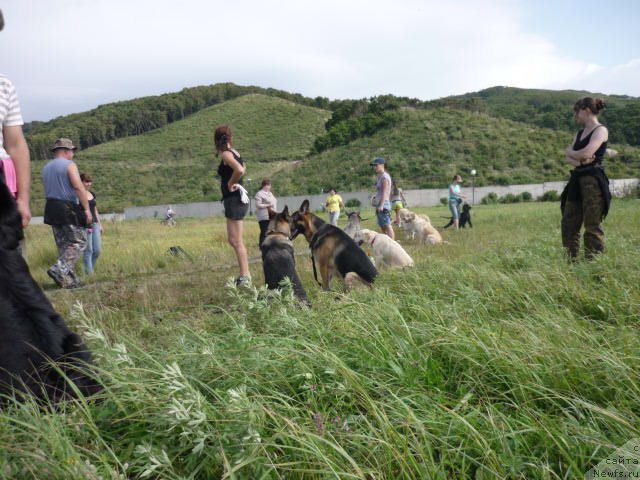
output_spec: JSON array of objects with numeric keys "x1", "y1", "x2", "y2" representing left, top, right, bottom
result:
[
  {"x1": 398, "y1": 208, "x2": 443, "y2": 245},
  {"x1": 354, "y1": 229, "x2": 414, "y2": 268}
]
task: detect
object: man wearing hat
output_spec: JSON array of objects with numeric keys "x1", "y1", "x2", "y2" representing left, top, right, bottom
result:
[
  {"x1": 0, "y1": 8, "x2": 31, "y2": 229},
  {"x1": 41, "y1": 138, "x2": 91, "y2": 288},
  {"x1": 370, "y1": 157, "x2": 394, "y2": 240}
]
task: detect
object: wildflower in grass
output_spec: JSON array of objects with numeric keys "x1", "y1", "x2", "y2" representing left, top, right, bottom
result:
[
  {"x1": 161, "y1": 362, "x2": 212, "y2": 455},
  {"x1": 242, "y1": 427, "x2": 262, "y2": 444},
  {"x1": 227, "y1": 385, "x2": 248, "y2": 404},
  {"x1": 112, "y1": 342, "x2": 133, "y2": 366},
  {"x1": 139, "y1": 448, "x2": 172, "y2": 479},
  {"x1": 312, "y1": 412, "x2": 324, "y2": 435},
  {"x1": 201, "y1": 345, "x2": 215, "y2": 356},
  {"x1": 342, "y1": 418, "x2": 350, "y2": 432}
]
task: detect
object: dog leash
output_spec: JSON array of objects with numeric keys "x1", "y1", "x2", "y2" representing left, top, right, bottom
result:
[
  {"x1": 310, "y1": 252, "x2": 322, "y2": 287},
  {"x1": 308, "y1": 230, "x2": 330, "y2": 287}
]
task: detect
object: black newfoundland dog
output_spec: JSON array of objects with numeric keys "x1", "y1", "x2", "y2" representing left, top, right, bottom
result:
[{"x1": 0, "y1": 180, "x2": 100, "y2": 403}]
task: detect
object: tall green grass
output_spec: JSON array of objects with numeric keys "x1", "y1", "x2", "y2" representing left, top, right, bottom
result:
[{"x1": 2, "y1": 201, "x2": 639, "y2": 479}]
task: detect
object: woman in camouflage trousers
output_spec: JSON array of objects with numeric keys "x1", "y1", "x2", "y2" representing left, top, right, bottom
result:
[{"x1": 561, "y1": 97, "x2": 611, "y2": 261}]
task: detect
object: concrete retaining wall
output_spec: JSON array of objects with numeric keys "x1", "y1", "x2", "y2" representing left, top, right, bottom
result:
[{"x1": 29, "y1": 178, "x2": 638, "y2": 223}]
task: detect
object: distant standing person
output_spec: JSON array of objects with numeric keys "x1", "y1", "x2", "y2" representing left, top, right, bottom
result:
[
  {"x1": 255, "y1": 179, "x2": 277, "y2": 247},
  {"x1": 561, "y1": 97, "x2": 610, "y2": 261},
  {"x1": 324, "y1": 188, "x2": 344, "y2": 226},
  {"x1": 0, "y1": 9, "x2": 31, "y2": 233},
  {"x1": 370, "y1": 157, "x2": 394, "y2": 239},
  {"x1": 163, "y1": 205, "x2": 177, "y2": 226},
  {"x1": 390, "y1": 181, "x2": 407, "y2": 226},
  {"x1": 448, "y1": 174, "x2": 465, "y2": 230},
  {"x1": 42, "y1": 138, "x2": 91, "y2": 289},
  {"x1": 80, "y1": 173, "x2": 102, "y2": 274},
  {"x1": 215, "y1": 125, "x2": 251, "y2": 287}
]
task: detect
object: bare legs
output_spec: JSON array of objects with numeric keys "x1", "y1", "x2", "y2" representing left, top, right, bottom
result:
[{"x1": 226, "y1": 218, "x2": 249, "y2": 278}]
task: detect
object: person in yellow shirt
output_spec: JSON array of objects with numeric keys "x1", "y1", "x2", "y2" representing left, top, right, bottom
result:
[{"x1": 324, "y1": 188, "x2": 344, "y2": 226}]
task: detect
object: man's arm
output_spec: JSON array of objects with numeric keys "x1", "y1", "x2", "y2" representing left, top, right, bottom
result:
[
  {"x1": 3, "y1": 125, "x2": 30, "y2": 227},
  {"x1": 379, "y1": 177, "x2": 391, "y2": 211},
  {"x1": 67, "y1": 162, "x2": 91, "y2": 224}
]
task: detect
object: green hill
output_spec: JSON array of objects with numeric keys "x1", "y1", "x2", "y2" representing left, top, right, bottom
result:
[
  {"x1": 29, "y1": 94, "x2": 330, "y2": 212},
  {"x1": 430, "y1": 86, "x2": 640, "y2": 145},
  {"x1": 271, "y1": 106, "x2": 640, "y2": 195},
  {"x1": 24, "y1": 83, "x2": 328, "y2": 160},
  {"x1": 28, "y1": 87, "x2": 640, "y2": 213}
]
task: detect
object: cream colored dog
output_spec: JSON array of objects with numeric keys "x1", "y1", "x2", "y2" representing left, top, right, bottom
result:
[
  {"x1": 355, "y1": 229, "x2": 414, "y2": 268},
  {"x1": 398, "y1": 208, "x2": 443, "y2": 245}
]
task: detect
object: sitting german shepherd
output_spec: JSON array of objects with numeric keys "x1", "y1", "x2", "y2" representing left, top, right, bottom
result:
[
  {"x1": 290, "y1": 200, "x2": 377, "y2": 290},
  {"x1": 0, "y1": 179, "x2": 100, "y2": 403},
  {"x1": 261, "y1": 206, "x2": 308, "y2": 303}
]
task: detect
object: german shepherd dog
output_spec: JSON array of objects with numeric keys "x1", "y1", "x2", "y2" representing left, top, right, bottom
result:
[
  {"x1": 261, "y1": 206, "x2": 308, "y2": 303},
  {"x1": 0, "y1": 179, "x2": 100, "y2": 403},
  {"x1": 290, "y1": 200, "x2": 377, "y2": 290}
]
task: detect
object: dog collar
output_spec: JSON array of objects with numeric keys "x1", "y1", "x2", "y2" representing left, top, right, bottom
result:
[{"x1": 266, "y1": 230, "x2": 289, "y2": 238}]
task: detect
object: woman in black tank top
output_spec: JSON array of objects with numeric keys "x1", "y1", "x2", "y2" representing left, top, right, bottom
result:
[
  {"x1": 560, "y1": 97, "x2": 610, "y2": 261},
  {"x1": 215, "y1": 125, "x2": 250, "y2": 286}
]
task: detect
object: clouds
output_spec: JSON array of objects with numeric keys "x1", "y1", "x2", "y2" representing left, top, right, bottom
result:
[{"x1": 1, "y1": 0, "x2": 638, "y2": 121}]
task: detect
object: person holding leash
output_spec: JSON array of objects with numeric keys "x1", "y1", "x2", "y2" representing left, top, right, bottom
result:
[
  {"x1": 561, "y1": 97, "x2": 610, "y2": 261},
  {"x1": 255, "y1": 178, "x2": 277, "y2": 247},
  {"x1": 370, "y1": 157, "x2": 394, "y2": 239},
  {"x1": 215, "y1": 125, "x2": 251, "y2": 287},
  {"x1": 448, "y1": 174, "x2": 465, "y2": 230}
]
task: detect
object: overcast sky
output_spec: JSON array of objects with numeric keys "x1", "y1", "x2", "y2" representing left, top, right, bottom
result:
[{"x1": 2, "y1": 0, "x2": 639, "y2": 122}]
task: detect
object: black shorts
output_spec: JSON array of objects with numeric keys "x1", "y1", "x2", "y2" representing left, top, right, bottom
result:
[{"x1": 223, "y1": 195, "x2": 248, "y2": 220}]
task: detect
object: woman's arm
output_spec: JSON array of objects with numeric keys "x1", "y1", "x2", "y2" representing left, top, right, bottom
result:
[
  {"x1": 254, "y1": 192, "x2": 270, "y2": 208},
  {"x1": 449, "y1": 185, "x2": 465, "y2": 199},
  {"x1": 222, "y1": 151, "x2": 245, "y2": 190},
  {"x1": 565, "y1": 127, "x2": 608, "y2": 162},
  {"x1": 94, "y1": 205, "x2": 104, "y2": 234}
]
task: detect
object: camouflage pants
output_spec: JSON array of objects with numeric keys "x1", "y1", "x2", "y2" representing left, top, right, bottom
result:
[
  {"x1": 561, "y1": 175, "x2": 605, "y2": 260},
  {"x1": 50, "y1": 225, "x2": 87, "y2": 282}
]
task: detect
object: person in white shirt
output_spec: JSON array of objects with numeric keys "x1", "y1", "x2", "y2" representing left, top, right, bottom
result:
[
  {"x1": 0, "y1": 9, "x2": 31, "y2": 230},
  {"x1": 254, "y1": 179, "x2": 277, "y2": 247}
]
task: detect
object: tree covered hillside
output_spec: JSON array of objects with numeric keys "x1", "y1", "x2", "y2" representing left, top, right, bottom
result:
[
  {"x1": 429, "y1": 86, "x2": 640, "y2": 146},
  {"x1": 27, "y1": 85, "x2": 640, "y2": 213},
  {"x1": 29, "y1": 94, "x2": 330, "y2": 213},
  {"x1": 24, "y1": 83, "x2": 330, "y2": 160},
  {"x1": 272, "y1": 106, "x2": 640, "y2": 196}
]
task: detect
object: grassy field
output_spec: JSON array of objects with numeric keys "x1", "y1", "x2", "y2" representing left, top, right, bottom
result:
[{"x1": 2, "y1": 200, "x2": 639, "y2": 479}]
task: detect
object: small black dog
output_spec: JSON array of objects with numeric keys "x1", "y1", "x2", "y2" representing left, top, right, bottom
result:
[
  {"x1": 0, "y1": 180, "x2": 101, "y2": 403},
  {"x1": 443, "y1": 203, "x2": 473, "y2": 229},
  {"x1": 261, "y1": 206, "x2": 308, "y2": 303}
]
